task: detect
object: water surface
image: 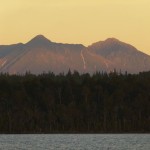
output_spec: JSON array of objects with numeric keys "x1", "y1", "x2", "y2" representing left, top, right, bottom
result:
[{"x1": 0, "y1": 134, "x2": 149, "y2": 150}]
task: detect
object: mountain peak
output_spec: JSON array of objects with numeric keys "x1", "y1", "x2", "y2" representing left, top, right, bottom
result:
[
  {"x1": 33, "y1": 34, "x2": 49, "y2": 40},
  {"x1": 88, "y1": 37, "x2": 140, "y2": 59},
  {"x1": 26, "y1": 34, "x2": 51, "y2": 46},
  {"x1": 105, "y1": 38, "x2": 120, "y2": 43},
  {"x1": 89, "y1": 37, "x2": 134, "y2": 49}
]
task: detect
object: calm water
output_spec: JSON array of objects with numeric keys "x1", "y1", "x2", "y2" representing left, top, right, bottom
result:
[{"x1": 0, "y1": 134, "x2": 149, "y2": 150}]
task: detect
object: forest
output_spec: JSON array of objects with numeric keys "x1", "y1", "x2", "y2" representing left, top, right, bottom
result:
[{"x1": 0, "y1": 70, "x2": 150, "y2": 133}]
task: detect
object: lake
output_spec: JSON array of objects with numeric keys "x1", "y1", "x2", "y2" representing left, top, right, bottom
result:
[{"x1": 0, "y1": 134, "x2": 149, "y2": 150}]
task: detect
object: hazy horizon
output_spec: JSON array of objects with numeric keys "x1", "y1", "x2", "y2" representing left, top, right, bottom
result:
[{"x1": 0, "y1": 0, "x2": 150, "y2": 54}]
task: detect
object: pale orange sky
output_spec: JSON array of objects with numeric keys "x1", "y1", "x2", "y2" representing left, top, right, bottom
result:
[{"x1": 0, "y1": 0, "x2": 150, "y2": 54}]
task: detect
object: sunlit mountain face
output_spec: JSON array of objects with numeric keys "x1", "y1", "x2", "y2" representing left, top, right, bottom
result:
[{"x1": 0, "y1": 35, "x2": 150, "y2": 74}]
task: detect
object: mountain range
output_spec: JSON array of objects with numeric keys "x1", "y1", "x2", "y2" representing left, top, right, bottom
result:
[{"x1": 0, "y1": 35, "x2": 150, "y2": 74}]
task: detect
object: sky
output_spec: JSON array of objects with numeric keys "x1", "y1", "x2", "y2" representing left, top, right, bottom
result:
[{"x1": 0, "y1": 0, "x2": 150, "y2": 54}]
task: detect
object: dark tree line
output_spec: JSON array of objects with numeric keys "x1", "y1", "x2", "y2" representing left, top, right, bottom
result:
[{"x1": 0, "y1": 70, "x2": 150, "y2": 133}]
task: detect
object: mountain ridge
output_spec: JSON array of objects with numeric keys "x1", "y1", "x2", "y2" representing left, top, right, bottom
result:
[{"x1": 0, "y1": 35, "x2": 150, "y2": 74}]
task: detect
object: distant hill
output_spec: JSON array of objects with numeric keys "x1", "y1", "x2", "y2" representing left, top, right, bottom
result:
[{"x1": 0, "y1": 35, "x2": 150, "y2": 74}]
